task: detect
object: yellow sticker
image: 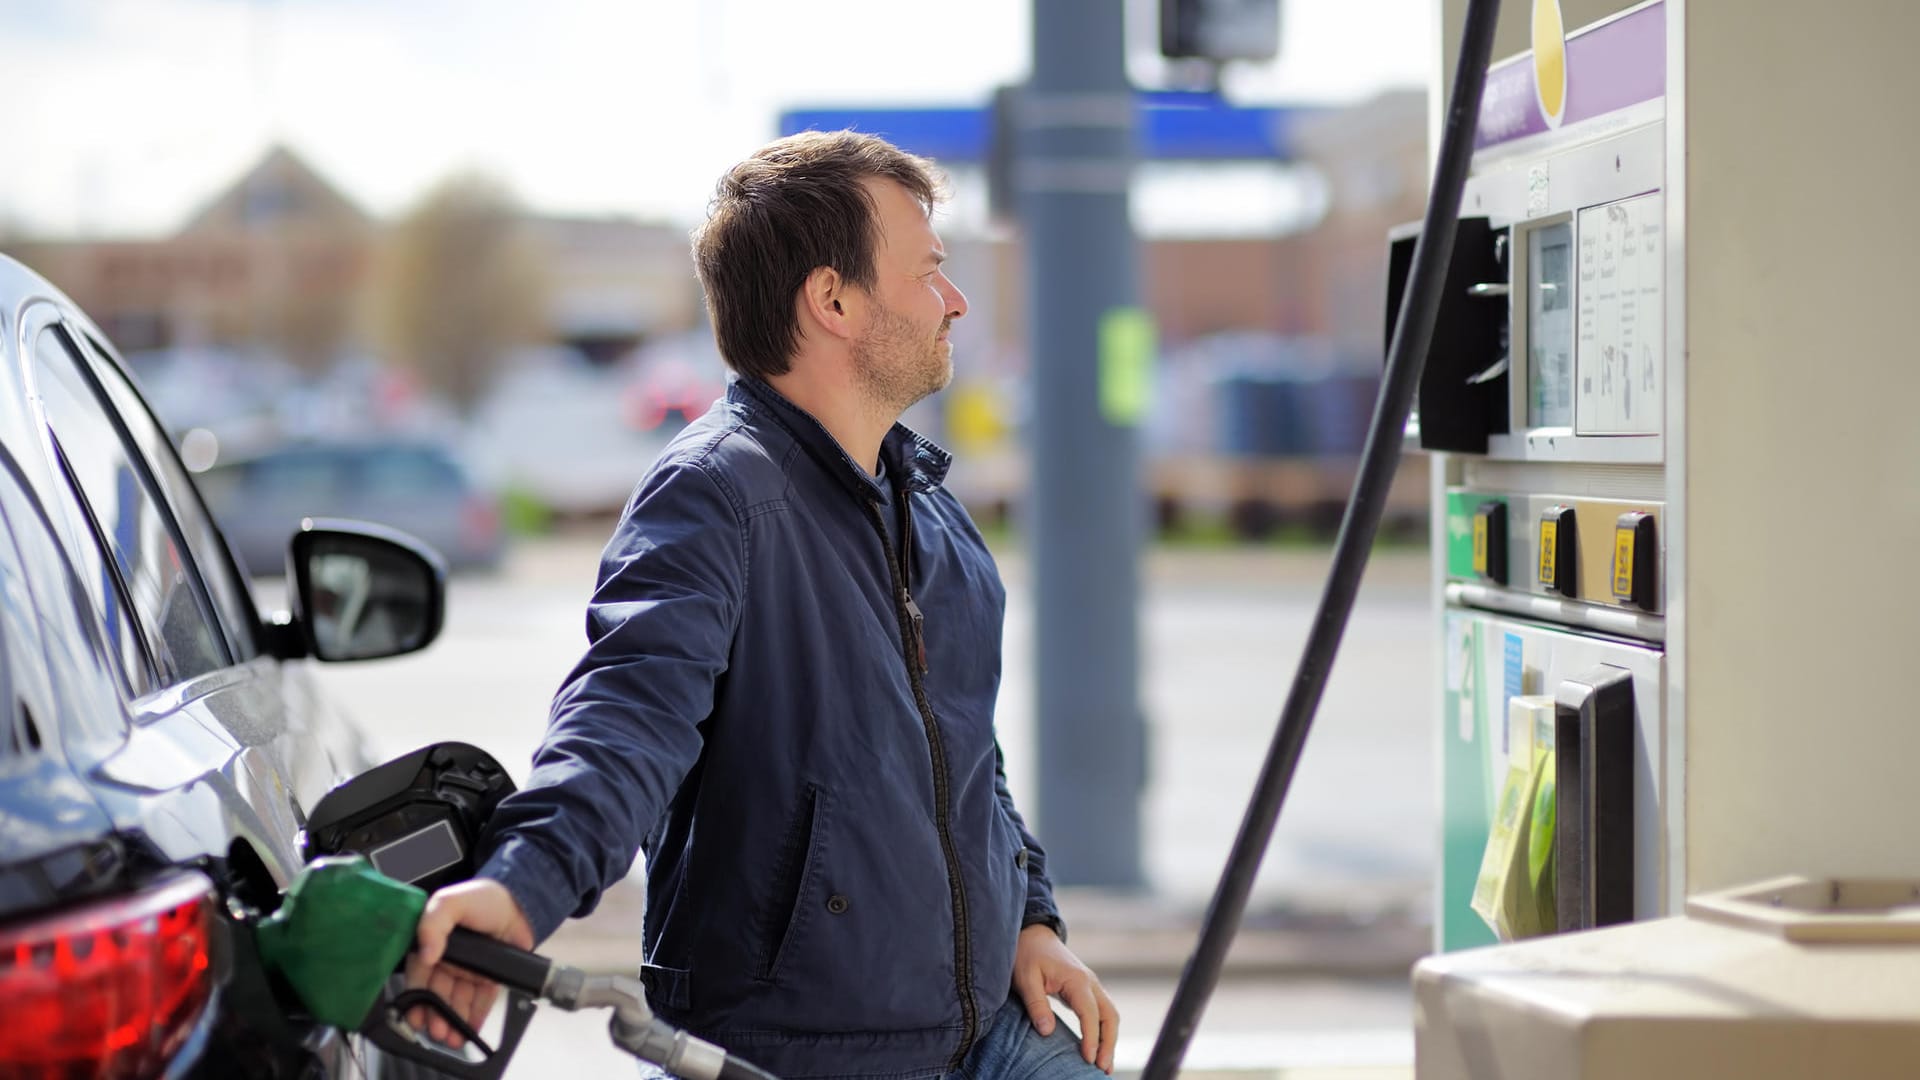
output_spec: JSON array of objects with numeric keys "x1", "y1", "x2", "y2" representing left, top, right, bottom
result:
[
  {"x1": 1612, "y1": 525, "x2": 1636, "y2": 600},
  {"x1": 1538, "y1": 520, "x2": 1558, "y2": 586},
  {"x1": 1473, "y1": 515, "x2": 1490, "y2": 575}
]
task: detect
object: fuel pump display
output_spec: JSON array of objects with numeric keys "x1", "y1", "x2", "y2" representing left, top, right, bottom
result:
[{"x1": 1526, "y1": 221, "x2": 1573, "y2": 428}]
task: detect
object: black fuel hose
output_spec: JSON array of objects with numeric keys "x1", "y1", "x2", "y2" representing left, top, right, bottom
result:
[{"x1": 1139, "y1": 2, "x2": 1504, "y2": 1076}]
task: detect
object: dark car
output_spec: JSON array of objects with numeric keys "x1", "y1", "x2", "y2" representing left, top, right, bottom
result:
[
  {"x1": 196, "y1": 438, "x2": 505, "y2": 578},
  {"x1": 0, "y1": 254, "x2": 449, "y2": 1077}
]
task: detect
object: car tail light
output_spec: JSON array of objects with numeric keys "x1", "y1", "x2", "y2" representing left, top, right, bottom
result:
[{"x1": 0, "y1": 872, "x2": 218, "y2": 1077}]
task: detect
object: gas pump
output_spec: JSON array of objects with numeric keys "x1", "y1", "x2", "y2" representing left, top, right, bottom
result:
[
  {"x1": 1403, "y1": 0, "x2": 1675, "y2": 951},
  {"x1": 1409, "y1": 1, "x2": 1920, "y2": 1077}
]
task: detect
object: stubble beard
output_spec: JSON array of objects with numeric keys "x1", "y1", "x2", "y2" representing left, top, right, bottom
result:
[{"x1": 852, "y1": 302, "x2": 953, "y2": 417}]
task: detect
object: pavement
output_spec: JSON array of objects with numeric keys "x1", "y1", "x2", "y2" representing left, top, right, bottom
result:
[{"x1": 308, "y1": 529, "x2": 1436, "y2": 1077}]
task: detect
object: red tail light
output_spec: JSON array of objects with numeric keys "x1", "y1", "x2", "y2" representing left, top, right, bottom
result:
[{"x1": 0, "y1": 873, "x2": 218, "y2": 1077}]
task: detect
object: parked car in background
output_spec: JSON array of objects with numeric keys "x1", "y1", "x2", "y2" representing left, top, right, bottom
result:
[
  {"x1": 619, "y1": 329, "x2": 730, "y2": 439},
  {"x1": 196, "y1": 438, "x2": 505, "y2": 578},
  {"x1": 464, "y1": 345, "x2": 669, "y2": 517},
  {"x1": 0, "y1": 254, "x2": 451, "y2": 1077}
]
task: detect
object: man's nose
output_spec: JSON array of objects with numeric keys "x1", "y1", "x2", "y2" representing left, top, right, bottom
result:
[{"x1": 941, "y1": 274, "x2": 969, "y2": 320}]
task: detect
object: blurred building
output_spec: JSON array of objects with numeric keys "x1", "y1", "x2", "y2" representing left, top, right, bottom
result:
[
  {"x1": 8, "y1": 146, "x2": 375, "y2": 368},
  {"x1": 1289, "y1": 90, "x2": 1430, "y2": 360},
  {"x1": 960, "y1": 90, "x2": 1426, "y2": 358},
  {"x1": 3, "y1": 146, "x2": 703, "y2": 373},
  {"x1": 0, "y1": 96, "x2": 1426, "y2": 532},
  {"x1": 938, "y1": 90, "x2": 1431, "y2": 532},
  {"x1": 518, "y1": 214, "x2": 701, "y2": 366}
]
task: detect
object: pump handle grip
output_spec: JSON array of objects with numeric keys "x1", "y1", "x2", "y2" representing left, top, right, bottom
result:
[{"x1": 442, "y1": 926, "x2": 554, "y2": 996}]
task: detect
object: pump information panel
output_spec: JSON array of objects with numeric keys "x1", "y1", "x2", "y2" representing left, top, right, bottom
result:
[{"x1": 1576, "y1": 192, "x2": 1664, "y2": 435}]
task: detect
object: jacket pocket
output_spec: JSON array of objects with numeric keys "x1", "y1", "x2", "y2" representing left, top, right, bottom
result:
[
  {"x1": 640, "y1": 963, "x2": 692, "y2": 1011},
  {"x1": 756, "y1": 783, "x2": 829, "y2": 982}
]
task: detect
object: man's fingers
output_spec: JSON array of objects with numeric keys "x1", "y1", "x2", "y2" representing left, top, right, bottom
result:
[
  {"x1": 428, "y1": 968, "x2": 458, "y2": 1046},
  {"x1": 1095, "y1": 983, "x2": 1120, "y2": 1074},
  {"x1": 1022, "y1": 992, "x2": 1055, "y2": 1036},
  {"x1": 1012, "y1": 964, "x2": 1055, "y2": 1035},
  {"x1": 402, "y1": 951, "x2": 432, "y2": 1034},
  {"x1": 448, "y1": 974, "x2": 479, "y2": 1046},
  {"x1": 415, "y1": 896, "x2": 455, "y2": 968},
  {"x1": 1061, "y1": 975, "x2": 1101, "y2": 1064},
  {"x1": 472, "y1": 981, "x2": 502, "y2": 1031}
]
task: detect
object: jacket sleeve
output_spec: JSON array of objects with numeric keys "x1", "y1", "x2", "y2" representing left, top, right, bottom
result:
[
  {"x1": 994, "y1": 742, "x2": 1066, "y2": 942},
  {"x1": 476, "y1": 462, "x2": 745, "y2": 943}
]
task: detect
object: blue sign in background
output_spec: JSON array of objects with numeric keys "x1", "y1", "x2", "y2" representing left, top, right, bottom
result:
[{"x1": 779, "y1": 92, "x2": 1313, "y2": 163}]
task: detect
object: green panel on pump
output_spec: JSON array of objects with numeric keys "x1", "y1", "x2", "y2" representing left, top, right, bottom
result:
[{"x1": 1442, "y1": 613, "x2": 1500, "y2": 951}]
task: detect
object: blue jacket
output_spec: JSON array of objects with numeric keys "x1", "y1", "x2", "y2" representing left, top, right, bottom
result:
[{"x1": 478, "y1": 377, "x2": 1062, "y2": 1079}]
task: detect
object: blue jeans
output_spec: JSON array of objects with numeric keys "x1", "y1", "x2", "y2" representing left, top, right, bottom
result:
[{"x1": 945, "y1": 996, "x2": 1106, "y2": 1080}]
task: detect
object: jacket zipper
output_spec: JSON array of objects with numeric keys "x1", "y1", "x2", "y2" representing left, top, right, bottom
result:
[{"x1": 865, "y1": 487, "x2": 977, "y2": 1068}]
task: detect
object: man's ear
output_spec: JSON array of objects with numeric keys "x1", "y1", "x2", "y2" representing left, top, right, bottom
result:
[{"x1": 800, "y1": 266, "x2": 855, "y2": 341}]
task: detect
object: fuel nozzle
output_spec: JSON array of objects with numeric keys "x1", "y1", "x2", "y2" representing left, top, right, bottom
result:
[
  {"x1": 254, "y1": 857, "x2": 777, "y2": 1080},
  {"x1": 254, "y1": 856, "x2": 535, "y2": 1080}
]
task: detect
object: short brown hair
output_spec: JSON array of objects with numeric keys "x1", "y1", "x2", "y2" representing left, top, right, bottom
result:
[{"x1": 691, "y1": 131, "x2": 943, "y2": 381}]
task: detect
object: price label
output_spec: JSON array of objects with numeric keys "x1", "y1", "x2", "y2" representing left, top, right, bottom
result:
[
  {"x1": 1538, "y1": 505, "x2": 1576, "y2": 596},
  {"x1": 1612, "y1": 525, "x2": 1636, "y2": 600},
  {"x1": 1612, "y1": 511, "x2": 1656, "y2": 609}
]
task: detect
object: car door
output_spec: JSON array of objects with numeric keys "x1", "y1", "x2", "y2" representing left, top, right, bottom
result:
[
  {"x1": 69, "y1": 322, "x2": 372, "y2": 787},
  {"x1": 20, "y1": 304, "x2": 355, "y2": 890}
]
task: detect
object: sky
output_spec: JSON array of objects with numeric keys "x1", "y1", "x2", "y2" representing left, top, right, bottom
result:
[{"x1": 0, "y1": 0, "x2": 1434, "y2": 238}]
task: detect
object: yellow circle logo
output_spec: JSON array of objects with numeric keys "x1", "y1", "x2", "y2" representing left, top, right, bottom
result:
[{"x1": 1533, "y1": 0, "x2": 1568, "y2": 128}]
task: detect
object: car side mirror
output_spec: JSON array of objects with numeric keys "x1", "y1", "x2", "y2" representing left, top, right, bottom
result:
[{"x1": 288, "y1": 519, "x2": 446, "y2": 662}]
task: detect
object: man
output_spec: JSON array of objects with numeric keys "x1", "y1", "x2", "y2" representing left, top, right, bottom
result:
[{"x1": 409, "y1": 131, "x2": 1119, "y2": 1078}]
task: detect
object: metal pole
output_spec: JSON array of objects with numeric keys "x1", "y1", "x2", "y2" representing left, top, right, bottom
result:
[{"x1": 1022, "y1": 0, "x2": 1144, "y2": 887}]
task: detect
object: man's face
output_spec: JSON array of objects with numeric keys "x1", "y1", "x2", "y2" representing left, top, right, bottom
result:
[{"x1": 849, "y1": 178, "x2": 968, "y2": 413}]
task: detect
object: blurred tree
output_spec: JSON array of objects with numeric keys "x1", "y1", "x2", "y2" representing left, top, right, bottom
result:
[{"x1": 369, "y1": 174, "x2": 548, "y2": 412}]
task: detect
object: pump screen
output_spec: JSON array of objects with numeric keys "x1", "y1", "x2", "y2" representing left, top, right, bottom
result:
[{"x1": 1528, "y1": 222, "x2": 1575, "y2": 427}]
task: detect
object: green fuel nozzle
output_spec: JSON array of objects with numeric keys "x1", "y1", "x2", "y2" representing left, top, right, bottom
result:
[
  {"x1": 254, "y1": 855, "x2": 427, "y2": 1029},
  {"x1": 252, "y1": 856, "x2": 538, "y2": 1080},
  {"x1": 251, "y1": 857, "x2": 777, "y2": 1080}
]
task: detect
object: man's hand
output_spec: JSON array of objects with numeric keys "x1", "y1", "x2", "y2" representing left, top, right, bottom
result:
[
  {"x1": 1012, "y1": 923, "x2": 1118, "y2": 1074},
  {"x1": 404, "y1": 878, "x2": 535, "y2": 1049}
]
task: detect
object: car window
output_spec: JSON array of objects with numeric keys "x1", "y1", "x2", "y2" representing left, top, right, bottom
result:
[
  {"x1": 13, "y1": 363, "x2": 152, "y2": 702},
  {"x1": 30, "y1": 327, "x2": 226, "y2": 690},
  {"x1": 0, "y1": 449, "x2": 130, "y2": 748},
  {"x1": 360, "y1": 449, "x2": 463, "y2": 498},
  {"x1": 74, "y1": 329, "x2": 261, "y2": 659}
]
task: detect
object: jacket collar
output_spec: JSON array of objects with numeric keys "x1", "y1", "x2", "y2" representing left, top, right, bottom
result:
[{"x1": 729, "y1": 377, "x2": 952, "y2": 501}]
